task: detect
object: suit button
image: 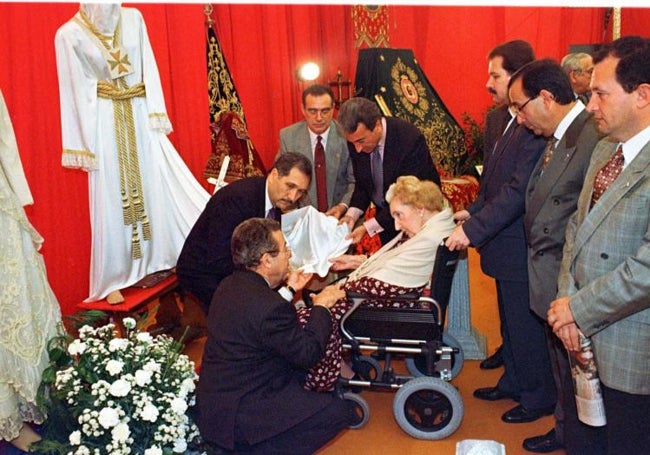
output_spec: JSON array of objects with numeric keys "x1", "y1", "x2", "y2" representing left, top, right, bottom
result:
[
  {"x1": 543, "y1": 227, "x2": 549, "y2": 234},
  {"x1": 553, "y1": 199, "x2": 560, "y2": 206},
  {"x1": 601, "y1": 253, "x2": 609, "y2": 259}
]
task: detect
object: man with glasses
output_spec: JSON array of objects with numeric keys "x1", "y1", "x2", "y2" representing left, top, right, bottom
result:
[
  {"x1": 278, "y1": 84, "x2": 355, "y2": 219},
  {"x1": 446, "y1": 41, "x2": 553, "y2": 425},
  {"x1": 509, "y1": 58, "x2": 604, "y2": 454},
  {"x1": 176, "y1": 152, "x2": 312, "y2": 310},
  {"x1": 561, "y1": 52, "x2": 594, "y2": 104},
  {"x1": 197, "y1": 217, "x2": 355, "y2": 454}
]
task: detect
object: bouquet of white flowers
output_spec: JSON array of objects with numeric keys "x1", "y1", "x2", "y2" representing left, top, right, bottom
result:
[{"x1": 31, "y1": 316, "x2": 201, "y2": 455}]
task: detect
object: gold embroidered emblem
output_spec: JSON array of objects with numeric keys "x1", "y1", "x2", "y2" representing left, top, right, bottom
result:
[
  {"x1": 108, "y1": 48, "x2": 132, "y2": 76},
  {"x1": 390, "y1": 57, "x2": 429, "y2": 121}
]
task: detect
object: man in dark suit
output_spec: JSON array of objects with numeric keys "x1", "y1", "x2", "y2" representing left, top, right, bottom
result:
[
  {"x1": 197, "y1": 217, "x2": 354, "y2": 453},
  {"x1": 509, "y1": 59, "x2": 605, "y2": 454},
  {"x1": 175, "y1": 152, "x2": 311, "y2": 309},
  {"x1": 337, "y1": 96, "x2": 440, "y2": 245},
  {"x1": 278, "y1": 84, "x2": 355, "y2": 219},
  {"x1": 549, "y1": 36, "x2": 650, "y2": 455},
  {"x1": 446, "y1": 40, "x2": 555, "y2": 424}
]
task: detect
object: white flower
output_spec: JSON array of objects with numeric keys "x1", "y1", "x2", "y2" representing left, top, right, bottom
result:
[
  {"x1": 172, "y1": 439, "x2": 187, "y2": 453},
  {"x1": 135, "y1": 369, "x2": 153, "y2": 387},
  {"x1": 170, "y1": 397, "x2": 188, "y2": 414},
  {"x1": 136, "y1": 332, "x2": 153, "y2": 344},
  {"x1": 68, "y1": 339, "x2": 87, "y2": 356},
  {"x1": 179, "y1": 378, "x2": 195, "y2": 396},
  {"x1": 108, "y1": 338, "x2": 129, "y2": 352},
  {"x1": 122, "y1": 318, "x2": 136, "y2": 329},
  {"x1": 111, "y1": 422, "x2": 130, "y2": 443},
  {"x1": 141, "y1": 403, "x2": 159, "y2": 422},
  {"x1": 98, "y1": 407, "x2": 119, "y2": 429},
  {"x1": 144, "y1": 446, "x2": 163, "y2": 455},
  {"x1": 69, "y1": 430, "x2": 82, "y2": 445},
  {"x1": 109, "y1": 379, "x2": 131, "y2": 397},
  {"x1": 143, "y1": 360, "x2": 161, "y2": 374},
  {"x1": 106, "y1": 360, "x2": 124, "y2": 376}
]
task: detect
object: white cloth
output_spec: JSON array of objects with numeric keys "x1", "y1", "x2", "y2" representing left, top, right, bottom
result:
[
  {"x1": 347, "y1": 207, "x2": 456, "y2": 288},
  {"x1": 282, "y1": 206, "x2": 352, "y2": 277},
  {"x1": 0, "y1": 89, "x2": 62, "y2": 440},
  {"x1": 55, "y1": 6, "x2": 209, "y2": 301}
]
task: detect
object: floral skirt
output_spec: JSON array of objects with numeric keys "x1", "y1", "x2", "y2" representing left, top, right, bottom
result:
[{"x1": 296, "y1": 276, "x2": 424, "y2": 392}]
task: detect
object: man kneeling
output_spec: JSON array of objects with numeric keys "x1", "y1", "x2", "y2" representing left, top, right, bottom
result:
[{"x1": 197, "y1": 218, "x2": 356, "y2": 454}]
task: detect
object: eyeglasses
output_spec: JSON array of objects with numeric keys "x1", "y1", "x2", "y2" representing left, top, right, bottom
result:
[{"x1": 510, "y1": 95, "x2": 538, "y2": 116}]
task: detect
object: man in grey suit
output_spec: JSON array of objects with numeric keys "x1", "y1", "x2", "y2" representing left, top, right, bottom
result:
[
  {"x1": 509, "y1": 59, "x2": 605, "y2": 454},
  {"x1": 548, "y1": 36, "x2": 650, "y2": 454},
  {"x1": 278, "y1": 84, "x2": 354, "y2": 219}
]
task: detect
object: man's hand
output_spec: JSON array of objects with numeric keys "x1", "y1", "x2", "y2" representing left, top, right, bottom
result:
[
  {"x1": 325, "y1": 204, "x2": 347, "y2": 220},
  {"x1": 556, "y1": 322, "x2": 581, "y2": 352},
  {"x1": 445, "y1": 225, "x2": 470, "y2": 251},
  {"x1": 286, "y1": 269, "x2": 314, "y2": 292},
  {"x1": 547, "y1": 296, "x2": 575, "y2": 332},
  {"x1": 312, "y1": 283, "x2": 345, "y2": 309},
  {"x1": 453, "y1": 209, "x2": 471, "y2": 223},
  {"x1": 329, "y1": 254, "x2": 365, "y2": 271}
]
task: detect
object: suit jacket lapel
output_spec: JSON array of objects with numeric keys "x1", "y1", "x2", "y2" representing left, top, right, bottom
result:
[
  {"x1": 483, "y1": 118, "x2": 517, "y2": 188},
  {"x1": 527, "y1": 112, "x2": 589, "y2": 221},
  {"x1": 573, "y1": 141, "x2": 650, "y2": 257}
]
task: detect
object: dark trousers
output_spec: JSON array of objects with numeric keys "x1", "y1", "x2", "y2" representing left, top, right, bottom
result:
[
  {"x1": 602, "y1": 384, "x2": 650, "y2": 455},
  {"x1": 233, "y1": 397, "x2": 356, "y2": 454},
  {"x1": 544, "y1": 324, "x2": 606, "y2": 454},
  {"x1": 495, "y1": 279, "x2": 556, "y2": 410}
]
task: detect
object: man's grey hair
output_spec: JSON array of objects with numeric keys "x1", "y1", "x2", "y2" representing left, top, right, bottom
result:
[{"x1": 561, "y1": 52, "x2": 592, "y2": 74}]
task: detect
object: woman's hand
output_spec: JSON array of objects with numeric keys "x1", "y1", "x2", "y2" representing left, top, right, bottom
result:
[{"x1": 329, "y1": 254, "x2": 365, "y2": 271}]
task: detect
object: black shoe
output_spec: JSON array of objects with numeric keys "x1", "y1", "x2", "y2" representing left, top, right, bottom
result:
[
  {"x1": 502, "y1": 404, "x2": 554, "y2": 424},
  {"x1": 480, "y1": 345, "x2": 503, "y2": 369},
  {"x1": 473, "y1": 386, "x2": 519, "y2": 401},
  {"x1": 523, "y1": 429, "x2": 562, "y2": 453}
]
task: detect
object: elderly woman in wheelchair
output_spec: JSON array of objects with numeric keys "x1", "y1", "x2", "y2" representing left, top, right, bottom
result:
[{"x1": 295, "y1": 175, "x2": 456, "y2": 390}]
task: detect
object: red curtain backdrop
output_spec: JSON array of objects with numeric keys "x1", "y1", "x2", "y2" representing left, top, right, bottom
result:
[{"x1": 0, "y1": 3, "x2": 648, "y2": 315}]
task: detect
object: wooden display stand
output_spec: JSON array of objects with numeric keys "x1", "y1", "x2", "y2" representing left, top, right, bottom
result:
[{"x1": 77, "y1": 273, "x2": 179, "y2": 330}]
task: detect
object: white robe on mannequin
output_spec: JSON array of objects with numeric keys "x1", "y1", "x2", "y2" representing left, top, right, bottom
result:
[{"x1": 55, "y1": 4, "x2": 209, "y2": 301}]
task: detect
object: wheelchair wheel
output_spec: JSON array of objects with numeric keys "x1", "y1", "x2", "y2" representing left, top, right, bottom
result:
[
  {"x1": 343, "y1": 392, "x2": 370, "y2": 429},
  {"x1": 393, "y1": 376, "x2": 463, "y2": 440},
  {"x1": 353, "y1": 355, "x2": 383, "y2": 380},
  {"x1": 405, "y1": 332, "x2": 464, "y2": 379}
]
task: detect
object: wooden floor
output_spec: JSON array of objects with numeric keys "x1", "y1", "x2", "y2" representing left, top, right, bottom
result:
[{"x1": 184, "y1": 249, "x2": 564, "y2": 455}]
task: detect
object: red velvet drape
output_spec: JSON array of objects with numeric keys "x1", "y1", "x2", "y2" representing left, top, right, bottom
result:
[{"x1": 1, "y1": 3, "x2": 648, "y2": 315}]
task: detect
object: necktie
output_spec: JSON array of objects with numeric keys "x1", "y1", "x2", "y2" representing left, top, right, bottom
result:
[
  {"x1": 314, "y1": 135, "x2": 328, "y2": 212},
  {"x1": 371, "y1": 147, "x2": 384, "y2": 207},
  {"x1": 266, "y1": 207, "x2": 280, "y2": 222},
  {"x1": 541, "y1": 137, "x2": 558, "y2": 170},
  {"x1": 591, "y1": 146, "x2": 624, "y2": 208}
]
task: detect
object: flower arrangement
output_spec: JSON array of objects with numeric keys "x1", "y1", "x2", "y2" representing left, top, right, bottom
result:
[{"x1": 31, "y1": 316, "x2": 201, "y2": 455}]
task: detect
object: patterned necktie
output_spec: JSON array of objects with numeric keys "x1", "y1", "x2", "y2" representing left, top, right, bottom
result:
[
  {"x1": 541, "y1": 137, "x2": 557, "y2": 169},
  {"x1": 314, "y1": 135, "x2": 328, "y2": 212},
  {"x1": 591, "y1": 145, "x2": 624, "y2": 208},
  {"x1": 371, "y1": 147, "x2": 384, "y2": 207}
]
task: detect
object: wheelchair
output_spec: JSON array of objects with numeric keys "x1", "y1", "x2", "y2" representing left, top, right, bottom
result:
[{"x1": 337, "y1": 241, "x2": 465, "y2": 440}]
